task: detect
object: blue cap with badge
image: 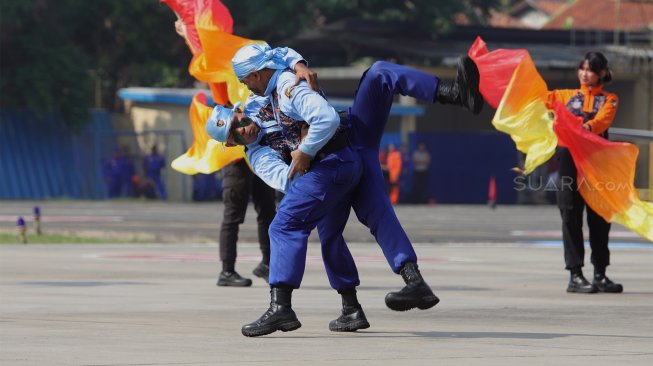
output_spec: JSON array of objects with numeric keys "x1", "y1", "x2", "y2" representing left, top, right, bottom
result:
[{"x1": 206, "y1": 102, "x2": 241, "y2": 142}]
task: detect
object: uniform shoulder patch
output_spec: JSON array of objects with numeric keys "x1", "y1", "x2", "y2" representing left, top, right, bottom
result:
[{"x1": 284, "y1": 86, "x2": 295, "y2": 99}]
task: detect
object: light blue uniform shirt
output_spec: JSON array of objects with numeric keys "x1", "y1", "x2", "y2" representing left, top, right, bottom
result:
[
  {"x1": 234, "y1": 47, "x2": 341, "y2": 193},
  {"x1": 234, "y1": 47, "x2": 309, "y2": 193},
  {"x1": 243, "y1": 95, "x2": 293, "y2": 193},
  {"x1": 274, "y1": 47, "x2": 304, "y2": 74},
  {"x1": 268, "y1": 71, "x2": 340, "y2": 157}
]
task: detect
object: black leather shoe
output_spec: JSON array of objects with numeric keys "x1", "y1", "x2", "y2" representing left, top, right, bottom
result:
[
  {"x1": 329, "y1": 305, "x2": 370, "y2": 332},
  {"x1": 435, "y1": 56, "x2": 484, "y2": 115},
  {"x1": 217, "y1": 271, "x2": 252, "y2": 287},
  {"x1": 385, "y1": 262, "x2": 440, "y2": 311},
  {"x1": 567, "y1": 273, "x2": 597, "y2": 293},
  {"x1": 593, "y1": 274, "x2": 623, "y2": 293},
  {"x1": 241, "y1": 287, "x2": 301, "y2": 337},
  {"x1": 252, "y1": 262, "x2": 270, "y2": 283}
]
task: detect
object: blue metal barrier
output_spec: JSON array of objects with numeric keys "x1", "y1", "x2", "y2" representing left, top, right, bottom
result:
[
  {"x1": 0, "y1": 109, "x2": 187, "y2": 200},
  {"x1": 413, "y1": 132, "x2": 519, "y2": 204},
  {"x1": 0, "y1": 109, "x2": 98, "y2": 199}
]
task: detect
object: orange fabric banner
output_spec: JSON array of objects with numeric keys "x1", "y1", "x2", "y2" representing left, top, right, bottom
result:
[
  {"x1": 171, "y1": 93, "x2": 245, "y2": 175},
  {"x1": 468, "y1": 37, "x2": 557, "y2": 174},
  {"x1": 469, "y1": 37, "x2": 652, "y2": 241},
  {"x1": 553, "y1": 102, "x2": 652, "y2": 240},
  {"x1": 162, "y1": 0, "x2": 253, "y2": 175}
]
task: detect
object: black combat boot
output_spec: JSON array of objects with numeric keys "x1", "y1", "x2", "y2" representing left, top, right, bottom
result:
[
  {"x1": 567, "y1": 268, "x2": 597, "y2": 293},
  {"x1": 217, "y1": 271, "x2": 252, "y2": 287},
  {"x1": 241, "y1": 286, "x2": 301, "y2": 337},
  {"x1": 252, "y1": 262, "x2": 270, "y2": 283},
  {"x1": 435, "y1": 55, "x2": 484, "y2": 115},
  {"x1": 385, "y1": 262, "x2": 440, "y2": 311},
  {"x1": 329, "y1": 288, "x2": 370, "y2": 332},
  {"x1": 593, "y1": 268, "x2": 623, "y2": 293}
]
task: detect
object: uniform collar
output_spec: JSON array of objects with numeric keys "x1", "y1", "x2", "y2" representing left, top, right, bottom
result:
[
  {"x1": 264, "y1": 69, "x2": 283, "y2": 97},
  {"x1": 580, "y1": 84, "x2": 603, "y2": 95}
]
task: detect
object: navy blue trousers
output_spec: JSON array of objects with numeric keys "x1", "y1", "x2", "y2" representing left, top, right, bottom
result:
[
  {"x1": 269, "y1": 61, "x2": 439, "y2": 289},
  {"x1": 148, "y1": 175, "x2": 167, "y2": 200},
  {"x1": 269, "y1": 147, "x2": 362, "y2": 290},
  {"x1": 348, "y1": 61, "x2": 439, "y2": 272}
]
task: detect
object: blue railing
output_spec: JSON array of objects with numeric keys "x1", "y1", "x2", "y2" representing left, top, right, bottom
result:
[{"x1": 0, "y1": 110, "x2": 110, "y2": 199}]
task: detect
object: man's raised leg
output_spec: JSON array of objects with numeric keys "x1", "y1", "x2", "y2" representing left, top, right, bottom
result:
[
  {"x1": 348, "y1": 59, "x2": 483, "y2": 150},
  {"x1": 348, "y1": 61, "x2": 438, "y2": 150},
  {"x1": 346, "y1": 60, "x2": 481, "y2": 311}
]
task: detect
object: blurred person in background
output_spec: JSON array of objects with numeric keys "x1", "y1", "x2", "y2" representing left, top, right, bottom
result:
[
  {"x1": 399, "y1": 144, "x2": 413, "y2": 203},
  {"x1": 386, "y1": 143, "x2": 402, "y2": 204},
  {"x1": 216, "y1": 158, "x2": 276, "y2": 287},
  {"x1": 103, "y1": 148, "x2": 122, "y2": 199},
  {"x1": 143, "y1": 145, "x2": 167, "y2": 200},
  {"x1": 192, "y1": 173, "x2": 220, "y2": 202},
  {"x1": 411, "y1": 142, "x2": 431, "y2": 203},
  {"x1": 118, "y1": 145, "x2": 136, "y2": 198}
]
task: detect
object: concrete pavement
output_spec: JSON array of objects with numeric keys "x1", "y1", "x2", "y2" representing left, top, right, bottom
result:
[
  {"x1": 1, "y1": 243, "x2": 652, "y2": 365},
  {"x1": 0, "y1": 202, "x2": 651, "y2": 365}
]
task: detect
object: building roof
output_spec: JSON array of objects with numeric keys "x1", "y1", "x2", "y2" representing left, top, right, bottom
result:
[
  {"x1": 543, "y1": 0, "x2": 653, "y2": 31},
  {"x1": 117, "y1": 88, "x2": 425, "y2": 116},
  {"x1": 455, "y1": 0, "x2": 569, "y2": 29},
  {"x1": 455, "y1": 9, "x2": 527, "y2": 28},
  {"x1": 530, "y1": 0, "x2": 570, "y2": 15},
  {"x1": 118, "y1": 87, "x2": 215, "y2": 105},
  {"x1": 285, "y1": 20, "x2": 651, "y2": 74}
]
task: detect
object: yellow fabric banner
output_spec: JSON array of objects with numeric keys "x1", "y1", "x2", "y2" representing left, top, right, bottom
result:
[{"x1": 171, "y1": 93, "x2": 245, "y2": 175}]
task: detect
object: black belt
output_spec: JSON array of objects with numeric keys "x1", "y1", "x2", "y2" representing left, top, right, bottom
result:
[{"x1": 314, "y1": 131, "x2": 349, "y2": 162}]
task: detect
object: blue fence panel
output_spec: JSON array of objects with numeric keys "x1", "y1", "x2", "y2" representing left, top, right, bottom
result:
[
  {"x1": 0, "y1": 109, "x2": 114, "y2": 199},
  {"x1": 1, "y1": 109, "x2": 520, "y2": 203},
  {"x1": 417, "y1": 132, "x2": 518, "y2": 204}
]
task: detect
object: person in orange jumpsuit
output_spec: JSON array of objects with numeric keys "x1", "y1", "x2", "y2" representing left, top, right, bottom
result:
[
  {"x1": 386, "y1": 143, "x2": 403, "y2": 204},
  {"x1": 546, "y1": 52, "x2": 622, "y2": 294}
]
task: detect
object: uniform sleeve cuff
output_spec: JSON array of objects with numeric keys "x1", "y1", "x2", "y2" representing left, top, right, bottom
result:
[{"x1": 298, "y1": 144, "x2": 316, "y2": 158}]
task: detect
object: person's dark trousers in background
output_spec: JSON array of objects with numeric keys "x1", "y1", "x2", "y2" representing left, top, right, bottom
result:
[
  {"x1": 412, "y1": 170, "x2": 429, "y2": 203},
  {"x1": 557, "y1": 147, "x2": 611, "y2": 271},
  {"x1": 218, "y1": 159, "x2": 276, "y2": 286}
]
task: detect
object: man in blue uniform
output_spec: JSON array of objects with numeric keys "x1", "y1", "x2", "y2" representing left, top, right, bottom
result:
[
  {"x1": 208, "y1": 47, "x2": 366, "y2": 336},
  {"x1": 208, "y1": 43, "x2": 483, "y2": 337},
  {"x1": 213, "y1": 47, "x2": 316, "y2": 288},
  {"x1": 215, "y1": 95, "x2": 371, "y2": 334},
  {"x1": 103, "y1": 148, "x2": 122, "y2": 198},
  {"x1": 143, "y1": 145, "x2": 167, "y2": 199},
  {"x1": 118, "y1": 146, "x2": 136, "y2": 197}
]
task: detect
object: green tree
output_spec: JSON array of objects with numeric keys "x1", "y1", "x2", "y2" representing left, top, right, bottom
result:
[
  {"x1": 223, "y1": 0, "x2": 511, "y2": 43},
  {"x1": 1, "y1": 0, "x2": 192, "y2": 131},
  {"x1": 1, "y1": 0, "x2": 515, "y2": 130},
  {"x1": 1, "y1": 0, "x2": 93, "y2": 131},
  {"x1": 71, "y1": 1, "x2": 193, "y2": 112}
]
